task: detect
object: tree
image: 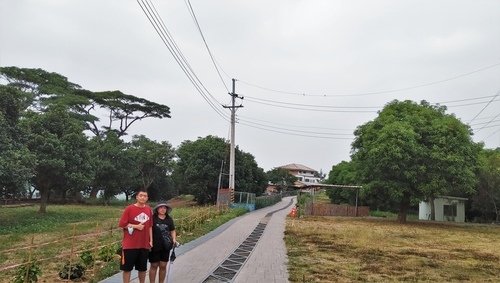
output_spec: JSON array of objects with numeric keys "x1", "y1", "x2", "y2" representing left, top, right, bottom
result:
[
  {"x1": 84, "y1": 91, "x2": 171, "y2": 137},
  {"x1": 0, "y1": 66, "x2": 82, "y2": 109},
  {"x1": 87, "y1": 132, "x2": 136, "y2": 201},
  {"x1": 235, "y1": 151, "x2": 267, "y2": 196},
  {"x1": 21, "y1": 106, "x2": 93, "y2": 213},
  {"x1": 351, "y1": 100, "x2": 480, "y2": 223},
  {"x1": 471, "y1": 148, "x2": 500, "y2": 222},
  {"x1": 128, "y1": 135, "x2": 175, "y2": 191},
  {"x1": 0, "y1": 66, "x2": 171, "y2": 138},
  {"x1": 266, "y1": 168, "x2": 297, "y2": 192},
  {"x1": 325, "y1": 161, "x2": 358, "y2": 205},
  {"x1": 0, "y1": 85, "x2": 36, "y2": 198},
  {"x1": 173, "y1": 135, "x2": 267, "y2": 204},
  {"x1": 173, "y1": 136, "x2": 227, "y2": 204}
]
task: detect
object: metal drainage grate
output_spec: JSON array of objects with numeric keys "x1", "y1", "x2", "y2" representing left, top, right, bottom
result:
[{"x1": 202, "y1": 199, "x2": 294, "y2": 283}]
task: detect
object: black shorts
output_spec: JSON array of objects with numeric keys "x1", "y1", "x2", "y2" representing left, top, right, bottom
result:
[
  {"x1": 149, "y1": 249, "x2": 171, "y2": 263},
  {"x1": 120, "y1": 249, "x2": 149, "y2": 272}
]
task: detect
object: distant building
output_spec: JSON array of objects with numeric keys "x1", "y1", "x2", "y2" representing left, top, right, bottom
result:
[
  {"x1": 419, "y1": 196, "x2": 468, "y2": 222},
  {"x1": 278, "y1": 163, "x2": 322, "y2": 186},
  {"x1": 266, "y1": 163, "x2": 325, "y2": 195}
]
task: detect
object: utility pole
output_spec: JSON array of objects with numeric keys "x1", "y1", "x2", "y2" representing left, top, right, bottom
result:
[{"x1": 223, "y1": 78, "x2": 243, "y2": 204}]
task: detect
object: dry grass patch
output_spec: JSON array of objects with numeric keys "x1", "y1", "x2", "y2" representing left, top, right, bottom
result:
[{"x1": 285, "y1": 217, "x2": 500, "y2": 282}]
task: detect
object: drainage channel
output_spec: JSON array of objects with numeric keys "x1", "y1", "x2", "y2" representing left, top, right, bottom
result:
[{"x1": 202, "y1": 199, "x2": 294, "y2": 283}]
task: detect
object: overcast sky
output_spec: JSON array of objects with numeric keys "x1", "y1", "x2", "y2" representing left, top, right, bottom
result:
[{"x1": 1, "y1": 0, "x2": 500, "y2": 174}]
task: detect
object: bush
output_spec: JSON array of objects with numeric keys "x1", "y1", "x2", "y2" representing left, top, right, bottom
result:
[
  {"x1": 58, "y1": 262, "x2": 85, "y2": 280},
  {"x1": 13, "y1": 259, "x2": 41, "y2": 283},
  {"x1": 98, "y1": 243, "x2": 119, "y2": 262},
  {"x1": 80, "y1": 250, "x2": 94, "y2": 267}
]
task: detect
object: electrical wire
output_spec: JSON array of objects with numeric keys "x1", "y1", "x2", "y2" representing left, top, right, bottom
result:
[
  {"x1": 244, "y1": 98, "x2": 377, "y2": 113},
  {"x1": 469, "y1": 119, "x2": 500, "y2": 127},
  {"x1": 137, "y1": 0, "x2": 229, "y2": 121},
  {"x1": 474, "y1": 111, "x2": 500, "y2": 133},
  {"x1": 238, "y1": 61, "x2": 500, "y2": 97},
  {"x1": 146, "y1": 0, "x2": 226, "y2": 117},
  {"x1": 473, "y1": 123, "x2": 500, "y2": 130},
  {"x1": 483, "y1": 126, "x2": 500, "y2": 141},
  {"x1": 241, "y1": 94, "x2": 500, "y2": 112},
  {"x1": 238, "y1": 120, "x2": 354, "y2": 140},
  {"x1": 238, "y1": 118, "x2": 354, "y2": 136},
  {"x1": 468, "y1": 90, "x2": 500, "y2": 123},
  {"x1": 184, "y1": 0, "x2": 230, "y2": 93},
  {"x1": 138, "y1": 1, "x2": 500, "y2": 144},
  {"x1": 237, "y1": 114, "x2": 354, "y2": 131}
]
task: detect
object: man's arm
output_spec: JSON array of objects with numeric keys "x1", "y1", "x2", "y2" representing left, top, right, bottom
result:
[
  {"x1": 149, "y1": 226, "x2": 153, "y2": 248},
  {"x1": 118, "y1": 207, "x2": 129, "y2": 228}
]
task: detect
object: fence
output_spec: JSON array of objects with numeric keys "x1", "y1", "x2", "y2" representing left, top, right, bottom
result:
[
  {"x1": 0, "y1": 205, "x2": 232, "y2": 282},
  {"x1": 217, "y1": 190, "x2": 256, "y2": 211},
  {"x1": 174, "y1": 205, "x2": 230, "y2": 233},
  {"x1": 305, "y1": 202, "x2": 370, "y2": 217},
  {"x1": 0, "y1": 220, "x2": 122, "y2": 283}
]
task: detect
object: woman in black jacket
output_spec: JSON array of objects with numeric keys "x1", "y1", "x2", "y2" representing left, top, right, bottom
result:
[{"x1": 149, "y1": 203, "x2": 176, "y2": 283}]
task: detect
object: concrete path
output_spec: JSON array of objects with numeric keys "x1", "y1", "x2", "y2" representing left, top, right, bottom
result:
[{"x1": 101, "y1": 196, "x2": 295, "y2": 283}]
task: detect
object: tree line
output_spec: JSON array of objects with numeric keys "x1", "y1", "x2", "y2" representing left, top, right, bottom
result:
[
  {"x1": 3, "y1": 66, "x2": 498, "y2": 222},
  {"x1": 325, "y1": 100, "x2": 500, "y2": 223},
  {"x1": 0, "y1": 67, "x2": 268, "y2": 213}
]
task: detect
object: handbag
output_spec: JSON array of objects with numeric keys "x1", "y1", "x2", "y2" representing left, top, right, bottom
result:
[{"x1": 161, "y1": 230, "x2": 173, "y2": 250}]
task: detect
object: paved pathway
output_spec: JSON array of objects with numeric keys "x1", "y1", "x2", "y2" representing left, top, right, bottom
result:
[{"x1": 101, "y1": 196, "x2": 295, "y2": 283}]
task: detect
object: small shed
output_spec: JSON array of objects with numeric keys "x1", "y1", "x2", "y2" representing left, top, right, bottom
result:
[{"x1": 419, "y1": 196, "x2": 468, "y2": 222}]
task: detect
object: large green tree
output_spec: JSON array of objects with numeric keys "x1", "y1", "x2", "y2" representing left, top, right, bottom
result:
[
  {"x1": 471, "y1": 148, "x2": 500, "y2": 222},
  {"x1": 325, "y1": 161, "x2": 359, "y2": 205},
  {"x1": 1, "y1": 66, "x2": 173, "y2": 204},
  {"x1": 235, "y1": 151, "x2": 267, "y2": 195},
  {"x1": 174, "y1": 135, "x2": 266, "y2": 204},
  {"x1": 0, "y1": 66, "x2": 171, "y2": 137},
  {"x1": 128, "y1": 135, "x2": 175, "y2": 191},
  {"x1": 87, "y1": 132, "x2": 136, "y2": 201},
  {"x1": 0, "y1": 85, "x2": 35, "y2": 198},
  {"x1": 173, "y1": 136, "x2": 227, "y2": 204},
  {"x1": 21, "y1": 106, "x2": 93, "y2": 213},
  {"x1": 352, "y1": 100, "x2": 480, "y2": 222}
]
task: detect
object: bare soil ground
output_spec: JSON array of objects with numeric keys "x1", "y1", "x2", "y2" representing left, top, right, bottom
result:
[{"x1": 285, "y1": 216, "x2": 500, "y2": 282}]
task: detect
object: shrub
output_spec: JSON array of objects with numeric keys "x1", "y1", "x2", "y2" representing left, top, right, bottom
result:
[
  {"x1": 80, "y1": 250, "x2": 94, "y2": 267},
  {"x1": 58, "y1": 262, "x2": 85, "y2": 280},
  {"x1": 13, "y1": 259, "x2": 42, "y2": 283},
  {"x1": 98, "y1": 243, "x2": 119, "y2": 262}
]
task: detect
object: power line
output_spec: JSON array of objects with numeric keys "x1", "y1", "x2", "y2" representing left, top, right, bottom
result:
[
  {"x1": 474, "y1": 111, "x2": 500, "y2": 133},
  {"x1": 470, "y1": 119, "x2": 500, "y2": 127},
  {"x1": 483, "y1": 126, "x2": 500, "y2": 141},
  {"x1": 238, "y1": 118, "x2": 354, "y2": 136},
  {"x1": 243, "y1": 96, "x2": 500, "y2": 113},
  {"x1": 244, "y1": 98, "x2": 377, "y2": 113},
  {"x1": 183, "y1": 0, "x2": 230, "y2": 93},
  {"x1": 244, "y1": 95, "x2": 380, "y2": 109},
  {"x1": 238, "y1": 120, "x2": 354, "y2": 140},
  {"x1": 137, "y1": 0, "x2": 229, "y2": 121},
  {"x1": 237, "y1": 114, "x2": 354, "y2": 131},
  {"x1": 242, "y1": 94, "x2": 500, "y2": 112},
  {"x1": 468, "y1": 90, "x2": 500, "y2": 123},
  {"x1": 238, "y1": 61, "x2": 500, "y2": 97},
  {"x1": 473, "y1": 123, "x2": 500, "y2": 130}
]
